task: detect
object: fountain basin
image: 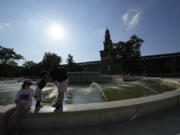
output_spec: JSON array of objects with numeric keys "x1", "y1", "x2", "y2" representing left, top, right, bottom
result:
[{"x1": 0, "y1": 86, "x2": 180, "y2": 130}]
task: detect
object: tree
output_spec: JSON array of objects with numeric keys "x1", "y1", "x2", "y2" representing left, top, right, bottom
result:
[
  {"x1": 107, "y1": 35, "x2": 144, "y2": 74},
  {"x1": 0, "y1": 45, "x2": 24, "y2": 65},
  {"x1": 41, "y1": 52, "x2": 62, "y2": 71},
  {"x1": 126, "y1": 35, "x2": 144, "y2": 58},
  {"x1": 66, "y1": 54, "x2": 74, "y2": 71},
  {"x1": 0, "y1": 45, "x2": 24, "y2": 77},
  {"x1": 22, "y1": 61, "x2": 37, "y2": 76},
  {"x1": 67, "y1": 54, "x2": 74, "y2": 64},
  {"x1": 114, "y1": 35, "x2": 143, "y2": 59},
  {"x1": 23, "y1": 61, "x2": 36, "y2": 68},
  {"x1": 122, "y1": 35, "x2": 144, "y2": 73},
  {"x1": 66, "y1": 54, "x2": 84, "y2": 72}
]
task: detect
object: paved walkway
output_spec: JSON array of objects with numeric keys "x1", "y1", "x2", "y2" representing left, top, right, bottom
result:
[{"x1": 22, "y1": 107, "x2": 180, "y2": 135}]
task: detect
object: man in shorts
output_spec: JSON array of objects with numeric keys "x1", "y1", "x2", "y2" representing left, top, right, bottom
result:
[{"x1": 50, "y1": 68, "x2": 68, "y2": 112}]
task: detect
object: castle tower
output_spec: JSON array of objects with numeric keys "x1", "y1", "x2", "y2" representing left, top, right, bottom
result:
[
  {"x1": 104, "y1": 28, "x2": 112, "y2": 50},
  {"x1": 99, "y1": 28, "x2": 113, "y2": 73}
]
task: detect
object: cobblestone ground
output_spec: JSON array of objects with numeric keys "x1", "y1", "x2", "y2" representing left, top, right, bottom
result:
[{"x1": 22, "y1": 107, "x2": 180, "y2": 135}]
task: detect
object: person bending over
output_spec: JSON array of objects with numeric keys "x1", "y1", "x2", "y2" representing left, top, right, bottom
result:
[
  {"x1": 1, "y1": 80, "x2": 34, "y2": 135},
  {"x1": 34, "y1": 71, "x2": 49, "y2": 108},
  {"x1": 50, "y1": 67, "x2": 68, "y2": 112}
]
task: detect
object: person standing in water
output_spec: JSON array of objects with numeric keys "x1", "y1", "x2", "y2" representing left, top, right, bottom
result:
[
  {"x1": 50, "y1": 67, "x2": 68, "y2": 112},
  {"x1": 34, "y1": 71, "x2": 49, "y2": 108},
  {"x1": 1, "y1": 80, "x2": 34, "y2": 135}
]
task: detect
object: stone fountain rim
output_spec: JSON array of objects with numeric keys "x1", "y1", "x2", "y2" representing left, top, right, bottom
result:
[{"x1": 0, "y1": 78, "x2": 179, "y2": 115}]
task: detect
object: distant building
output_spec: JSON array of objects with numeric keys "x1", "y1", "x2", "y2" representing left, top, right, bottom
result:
[
  {"x1": 99, "y1": 28, "x2": 112, "y2": 73},
  {"x1": 99, "y1": 28, "x2": 180, "y2": 74},
  {"x1": 63, "y1": 28, "x2": 180, "y2": 75}
]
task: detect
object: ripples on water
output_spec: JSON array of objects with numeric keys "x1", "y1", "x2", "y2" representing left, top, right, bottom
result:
[
  {"x1": 0, "y1": 79, "x2": 177, "y2": 106},
  {"x1": 0, "y1": 81, "x2": 106, "y2": 106}
]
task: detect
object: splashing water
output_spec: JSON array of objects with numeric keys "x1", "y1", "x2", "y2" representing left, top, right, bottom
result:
[
  {"x1": 90, "y1": 82, "x2": 108, "y2": 101},
  {"x1": 0, "y1": 78, "x2": 177, "y2": 106}
]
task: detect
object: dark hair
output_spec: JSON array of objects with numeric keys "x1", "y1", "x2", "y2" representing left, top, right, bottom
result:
[
  {"x1": 50, "y1": 67, "x2": 67, "y2": 82},
  {"x1": 39, "y1": 71, "x2": 48, "y2": 78},
  {"x1": 21, "y1": 84, "x2": 26, "y2": 89},
  {"x1": 21, "y1": 80, "x2": 33, "y2": 89},
  {"x1": 21, "y1": 83, "x2": 31, "y2": 89}
]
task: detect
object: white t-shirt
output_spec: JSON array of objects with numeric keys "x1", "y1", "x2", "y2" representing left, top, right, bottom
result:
[{"x1": 15, "y1": 88, "x2": 35, "y2": 109}]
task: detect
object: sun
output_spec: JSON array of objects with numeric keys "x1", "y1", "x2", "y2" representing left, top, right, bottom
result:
[{"x1": 48, "y1": 24, "x2": 65, "y2": 40}]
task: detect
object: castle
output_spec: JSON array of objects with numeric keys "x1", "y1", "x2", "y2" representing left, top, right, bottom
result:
[{"x1": 75, "y1": 29, "x2": 180, "y2": 75}]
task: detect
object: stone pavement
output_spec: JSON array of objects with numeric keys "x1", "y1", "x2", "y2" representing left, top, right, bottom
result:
[{"x1": 22, "y1": 107, "x2": 180, "y2": 135}]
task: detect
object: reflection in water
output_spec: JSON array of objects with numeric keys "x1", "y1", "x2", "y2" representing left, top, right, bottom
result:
[{"x1": 0, "y1": 79, "x2": 178, "y2": 106}]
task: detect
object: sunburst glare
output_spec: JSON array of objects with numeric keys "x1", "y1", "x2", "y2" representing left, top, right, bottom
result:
[{"x1": 48, "y1": 23, "x2": 65, "y2": 40}]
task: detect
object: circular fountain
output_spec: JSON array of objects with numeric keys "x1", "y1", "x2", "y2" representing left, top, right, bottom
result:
[{"x1": 0, "y1": 73, "x2": 180, "y2": 130}]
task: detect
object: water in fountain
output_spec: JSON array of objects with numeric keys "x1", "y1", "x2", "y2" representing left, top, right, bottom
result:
[
  {"x1": 89, "y1": 82, "x2": 108, "y2": 101},
  {"x1": 0, "y1": 78, "x2": 178, "y2": 106},
  {"x1": 64, "y1": 83, "x2": 106, "y2": 104}
]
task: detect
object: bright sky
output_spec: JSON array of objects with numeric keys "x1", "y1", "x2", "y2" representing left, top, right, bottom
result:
[{"x1": 0, "y1": 0, "x2": 180, "y2": 65}]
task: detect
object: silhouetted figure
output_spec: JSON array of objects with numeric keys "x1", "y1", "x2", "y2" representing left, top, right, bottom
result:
[
  {"x1": 34, "y1": 71, "x2": 49, "y2": 109},
  {"x1": 50, "y1": 67, "x2": 68, "y2": 112}
]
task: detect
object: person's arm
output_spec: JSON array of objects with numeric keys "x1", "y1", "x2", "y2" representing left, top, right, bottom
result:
[
  {"x1": 14, "y1": 92, "x2": 20, "y2": 105},
  {"x1": 15, "y1": 100, "x2": 19, "y2": 105},
  {"x1": 38, "y1": 79, "x2": 46, "y2": 89},
  {"x1": 15, "y1": 93, "x2": 25, "y2": 110},
  {"x1": 32, "y1": 88, "x2": 35, "y2": 98}
]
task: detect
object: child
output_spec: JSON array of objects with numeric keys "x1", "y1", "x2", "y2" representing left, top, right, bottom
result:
[
  {"x1": 34, "y1": 71, "x2": 49, "y2": 108},
  {"x1": 1, "y1": 80, "x2": 34, "y2": 135},
  {"x1": 50, "y1": 68, "x2": 68, "y2": 112}
]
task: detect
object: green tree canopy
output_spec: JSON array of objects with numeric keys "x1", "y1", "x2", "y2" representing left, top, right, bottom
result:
[
  {"x1": 0, "y1": 45, "x2": 24, "y2": 77},
  {"x1": 65, "y1": 54, "x2": 84, "y2": 72},
  {"x1": 66, "y1": 54, "x2": 74, "y2": 65},
  {"x1": 22, "y1": 61, "x2": 37, "y2": 76},
  {"x1": 106, "y1": 35, "x2": 144, "y2": 74},
  {"x1": 23, "y1": 61, "x2": 36, "y2": 69},
  {"x1": 66, "y1": 54, "x2": 74, "y2": 71},
  {"x1": 110, "y1": 35, "x2": 144, "y2": 60},
  {"x1": 0, "y1": 45, "x2": 24, "y2": 65},
  {"x1": 41, "y1": 52, "x2": 62, "y2": 71},
  {"x1": 126, "y1": 35, "x2": 144, "y2": 58}
]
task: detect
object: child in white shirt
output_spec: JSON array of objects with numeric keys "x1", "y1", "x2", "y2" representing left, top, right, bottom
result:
[{"x1": 2, "y1": 80, "x2": 34, "y2": 135}]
